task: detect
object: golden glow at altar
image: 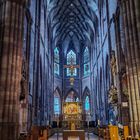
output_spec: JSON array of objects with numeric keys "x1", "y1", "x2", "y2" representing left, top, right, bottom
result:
[
  {"x1": 63, "y1": 102, "x2": 82, "y2": 114},
  {"x1": 63, "y1": 102, "x2": 82, "y2": 121}
]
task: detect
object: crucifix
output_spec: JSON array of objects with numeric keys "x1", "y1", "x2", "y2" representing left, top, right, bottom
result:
[
  {"x1": 64, "y1": 64, "x2": 80, "y2": 75},
  {"x1": 63, "y1": 56, "x2": 80, "y2": 85},
  {"x1": 64, "y1": 57, "x2": 80, "y2": 76}
]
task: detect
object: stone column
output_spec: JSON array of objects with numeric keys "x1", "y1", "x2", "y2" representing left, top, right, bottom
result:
[
  {"x1": 0, "y1": 0, "x2": 26, "y2": 140},
  {"x1": 113, "y1": 6, "x2": 130, "y2": 126},
  {"x1": 121, "y1": 0, "x2": 140, "y2": 137}
]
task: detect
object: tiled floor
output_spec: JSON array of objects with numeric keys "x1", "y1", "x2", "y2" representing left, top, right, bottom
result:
[{"x1": 49, "y1": 133, "x2": 102, "y2": 140}]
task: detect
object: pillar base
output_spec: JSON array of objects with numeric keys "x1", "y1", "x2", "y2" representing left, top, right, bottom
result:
[{"x1": 0, "y1": 122, "x2": 19, "y2": 140}]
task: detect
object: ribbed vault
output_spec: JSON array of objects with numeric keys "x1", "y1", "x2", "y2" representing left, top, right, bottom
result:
[{"x1": 47, "y1": 0, "x2": 98, "y2": 46}]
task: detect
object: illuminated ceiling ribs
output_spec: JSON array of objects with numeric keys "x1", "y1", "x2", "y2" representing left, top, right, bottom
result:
[{"x1": 47, "y1": 0, "x2": 98, "y2": 45}]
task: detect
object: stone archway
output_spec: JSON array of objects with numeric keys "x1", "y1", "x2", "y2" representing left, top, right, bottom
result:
[
  {"x1": 53, "y1": 87, "x2": 62, "y2": 116},
  {"x1": 65, "y1": 88, "x2": 80, "y2": 102},
  {"x1": 82, "y1": 87, "x2": 91, "y2": 124},
  {"x1": 83, "y1": 87, "x2": 91, "y2": 113}
]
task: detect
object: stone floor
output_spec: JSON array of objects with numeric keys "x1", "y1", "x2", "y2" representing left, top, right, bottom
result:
[{"x1": 49, "y1": 133, "x2": 102, "y2": 140}]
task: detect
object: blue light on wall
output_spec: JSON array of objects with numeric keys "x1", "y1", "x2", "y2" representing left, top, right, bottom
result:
[
  {"x1": 85, "y1": 96, "x2": 90, "y2": 113},
  {"x1": 76, "y1": 97, "x2": 79, "y2": 102},
  {"x1": 54, "y1": 48, "x2": 60, "y2": 75},
  {"x1": 54, "y1": 63, "x2": 59, "y2": 75},
  {"x1": 84, "y1": 47, "x2": 90, "y2": 76},
  {"x1": 54, "y1": 92, "x2": 60, "y2": 115},
  {"x1": 84, "y1": 63, "x2": 90, "y2": 76}
]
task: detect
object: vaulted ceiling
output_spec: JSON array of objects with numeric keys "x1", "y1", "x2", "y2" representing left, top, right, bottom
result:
[{"x1": 47, "y1": 0, "x2": 98, "y2": 47}]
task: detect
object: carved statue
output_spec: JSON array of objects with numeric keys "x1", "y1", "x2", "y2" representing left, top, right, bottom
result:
[
  {"x1": 110, "y1": 51, "x2": 117, "y2": 76},
  {"x1": 108, "y1": 85, "x2": 118, "y2": 104},
  {"x1": 121, "y1": 73, "x2": 129, "y2": 97},
  {"x1": 109, "y1": 106, "x2": 118, "y2": 125},
  {"x1": 20, "y1": 60, "x2": 27, "y2": 100}
]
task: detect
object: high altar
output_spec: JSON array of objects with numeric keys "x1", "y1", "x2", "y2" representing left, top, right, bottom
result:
[{"x1": 62, "y1": 102, "x2": 85, "y2": 140}]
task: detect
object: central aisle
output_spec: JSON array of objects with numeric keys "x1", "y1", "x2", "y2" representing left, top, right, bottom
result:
[{"x1": 49, "y1": 133, "x2": 103, "y2": 140}]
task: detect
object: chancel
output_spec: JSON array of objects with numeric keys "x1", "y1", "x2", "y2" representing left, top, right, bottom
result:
[{"x1": 0, "y1": 0, "x2": 140, "y2": 140}]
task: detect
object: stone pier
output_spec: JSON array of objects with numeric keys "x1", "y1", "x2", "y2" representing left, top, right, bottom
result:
[{"x1": 0, "y1": 0, "x2": 26, "y2": 140}]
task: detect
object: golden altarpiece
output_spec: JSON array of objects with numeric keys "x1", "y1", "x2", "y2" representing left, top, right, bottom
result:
[{"x1": 62, "y1": 102, "x2": 83, "y2": 130}]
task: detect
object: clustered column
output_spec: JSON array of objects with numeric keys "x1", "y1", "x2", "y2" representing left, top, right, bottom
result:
[
  {"x1": 0, "y1": 0, "x2": 26, "y2": 140},
  {"x1": 121, "y1": 0, "x2": 140, "y2": 137}
]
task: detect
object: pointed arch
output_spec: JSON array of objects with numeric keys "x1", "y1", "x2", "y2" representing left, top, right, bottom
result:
[
  {"x1": 66, "y1": 40, "x2": 77, "y2": 54},
  {"x1": 65, "y1": 88, "x2": 79, "y2": 102},
  {"x1": 54, "y1": 86, "x2": 62, "y2": 97},
  {"x1": 83, "y1": 87, "x2": 90, "y2": 98},
  {"x1": 83, "y1": 87, "x2": 91, "y2": 114}
]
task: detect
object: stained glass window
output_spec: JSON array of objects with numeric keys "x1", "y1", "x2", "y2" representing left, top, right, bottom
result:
[
  {"x1": 84, "y1": 47, "x2": 90, "y2": 76},
  {"x1": 84, "y1": 47, "x2": 89, "y2": 63},
  {"x1": 85, "y1": 96, "x2": 90, "y2": 113},
  {"x1": 67, "y1": 50, "x2": 76, "y2": 64},
  {"x1": 65, "y1": 97, "x2": 73, "y2": 102},
  {"x1": 84, "y1": 63, "x2": 90, "y2": 76},
  {"x1": 65, "y1": 91, "x2": 79, "y2": 102},
  {"x1": 76, "y1": 97, "x2": 79, "y2": 102},
  {"x1": 54, "y1": 91, "x2": 60, "y2": 115},
  {"x1": 65, "y1": 91, "x2": 75, "y2": 102},
  {"x1": 54, "y1": 48, "x2": 59, "y2": 63},
  {"x1": 67, "y1": 50, "x2": 77, "y2": 76},
  {"x1": 54, "y1": 63, "x2": 59, "y2": 75},
  {"x1": 54, "y1": 48, "x2": 60, "y2": 75}
]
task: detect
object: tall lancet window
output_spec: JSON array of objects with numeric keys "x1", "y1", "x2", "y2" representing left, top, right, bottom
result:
[
  {"x1": 84, "y1": 47, "x2": 90, "y2": 76},
  {"x1": 54, "y1": 90, "x2": 61, "y2": 115},
  {"x1": 67, "y1": 50, "x2": 77, "y2": 76},
  {"x1": 54, "y1": 47, "x2": 60, "y2": 75},
  {"x1": 85, "y1": 96, "x2": 90, "y2": 113}
]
